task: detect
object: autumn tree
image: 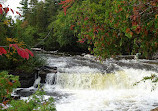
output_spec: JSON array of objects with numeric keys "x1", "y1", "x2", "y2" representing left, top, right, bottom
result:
[{"x1": 58, "y1": 0, "x2": 158, "y2": 59}]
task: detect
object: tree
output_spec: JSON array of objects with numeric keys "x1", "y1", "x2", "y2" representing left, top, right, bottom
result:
[
  {"x1": 0, "y1": 3, "x2": 34, "y2": 59},
  {"x1": 59, "y1": 0, "x2": 158, "y2": 59}
]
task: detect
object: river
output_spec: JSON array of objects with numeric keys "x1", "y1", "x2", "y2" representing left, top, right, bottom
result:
[{"x1": 34, "y1": 54, "x2": 158, "y2": 111}]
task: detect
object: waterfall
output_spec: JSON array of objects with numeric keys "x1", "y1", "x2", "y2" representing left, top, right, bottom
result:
[
  {"x1": 33, "y1": 77, "x2": 41, "y2": 88},
  {"x1": 55, "y1": 71, "x2": 129, "y2": 90},
  {"x1": 45, "y1": 69, "x2": 157, "y2": 91},
  {"x1": 42, "y1": 54, "x2": 158, "y2": 111},
  {"x1": 46, "y1": 73, "x2": 57, "y2": 85}
]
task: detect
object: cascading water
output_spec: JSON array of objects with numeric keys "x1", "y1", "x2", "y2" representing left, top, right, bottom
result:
[
  {"x1": 46, "y1": 73, "x2": 57, "y2": 85},
  {"x1": 42, "y1": 54, "x2": 158, "y2": 111},
  {"x1": 33, "y1": 76, "x2": 41, "y2": 88}
]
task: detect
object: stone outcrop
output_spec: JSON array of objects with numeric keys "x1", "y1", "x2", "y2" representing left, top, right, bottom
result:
[
  {"x1": 10, "y1": 65, "x2": 57, "y2": 88},
  {"x1": 10, "y1": 70, "x2": 36, "y2": 88},
  {"x1": 37, "y1": 66, "x2": 57, "y2": 83}
]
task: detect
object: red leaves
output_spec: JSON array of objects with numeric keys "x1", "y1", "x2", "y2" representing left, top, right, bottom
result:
[
  {"x1": 25, "y1": 49, "x2": 34, "y2": 57},
  {"x1": 0, "y1": 4, "x2": 21, "y2": 16},
  {"x1": 59, "y1": 0, "x2": 75, "y2": 15},
  {"x1": 9, "y1": 44, "x2": 34, "y2": 60},
  {"x1": 3, "y1": 8, "x2": 9, "y2": 13},
  {"x1": 0, "y1": 4, "x2": 3, "y2": 14},
  {"x1": 16, "y1": 11, "x2": 21, "y2": 16},
  {"x1": 77, "y1": 38, "x2": 86, "y2": 44},
  {"x1": 10, "y1": 8, "x2": 14, "y2": 14},
  {"x1": 0, "y1": 47, "x2": 7, "y2": 55},
  {"x1": 17, "y1": 48, "x2": 29, "y2": 60},
  {"x1": 84, "y1": 17, "x2": 89, "y2": 21}
]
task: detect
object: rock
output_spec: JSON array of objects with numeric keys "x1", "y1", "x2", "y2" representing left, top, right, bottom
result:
[
  {"x1": 10, "y1": 71, "x2": 36, "y2": 88},
  {"x1": 114, "y1": 60, "x2": 158, "y2": 72},
  {"x1": 15, "y1": 88, "x2": 36, "y2": 97},
  {"x1": 31, "y1": 48, "x2": 44, "y2": 52},
  {"x1": 151, "y1": 107, "x2": 158, "y2": 111},
  {"x1": 10, "y1": 66, "x2": 57, "y2": 88},
  {"x1": 37, "y1": 65, "x2": 57, "y2": 83},
  {"x1": 11, "y1": 95, "x2": 20, "y2": 100}
]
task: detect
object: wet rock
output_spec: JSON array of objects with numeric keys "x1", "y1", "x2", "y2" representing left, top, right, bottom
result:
[
  {"x1": 15, "y1": 88, "x2": 36, "y2": 97},
  {"x1": 151, "y1": 107, "x2": 158, "y2": 111},
  {"x1": 37, "y1": 66, "x2": 57, "y2": 83},
  {"x1": 10, "y1": 71, "x2": 36, "y2": 88},
  {"x1": 11, "y1": 95, "x2": 20, "y2": 100},
  {"x1": 114, "y1": 60, "x2": 158, "y2": 72}
]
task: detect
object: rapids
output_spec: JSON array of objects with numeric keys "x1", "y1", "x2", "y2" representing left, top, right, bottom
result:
[{"x1": 43, "y1": 54, "x2": 158, "y2": 111}]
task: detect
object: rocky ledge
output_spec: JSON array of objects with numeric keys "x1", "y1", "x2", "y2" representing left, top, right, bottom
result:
[{"x1": 10, "y1": 65, "x2": 57, "y2": 88}]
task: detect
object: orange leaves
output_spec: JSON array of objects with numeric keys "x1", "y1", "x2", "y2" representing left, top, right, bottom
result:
[
  {"x1": 135, "y1": 26, "x2": 141, "y2": 34},
  {"x1": 0, "y1": 47, "x2": 7, "y2": 55},
  {"x1": 150, "y1": 0, "x2": 157, "y2": 6},
  {"x1": 8, "y1": 81, "x2": 13, "y2": 86},
  {"x1": 2, "y1": 100, "x2": 9, "y2": 106},
  {"x1": 70, "y1": 25, "x2": 75, "y2": 30},
  {"x1": 126, "y1": 28, "x2": 133, "y2": 37},
  {"x1": 126, "y1": 28, "x2": 130, "y2": 33},
  {"x1": 119, "y1": 8, "x2": 123, "y2": 12}
]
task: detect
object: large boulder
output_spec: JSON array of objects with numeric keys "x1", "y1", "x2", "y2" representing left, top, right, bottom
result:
[
  {"x1": 10, "y1": 66, "x2": 57, "y2": 88},
  {"x1": 37, "y1": 66, "x2": 57, "y2": 83},
  {"x1": 10, "y1": 70, "x2": 36, "y2": 88}
]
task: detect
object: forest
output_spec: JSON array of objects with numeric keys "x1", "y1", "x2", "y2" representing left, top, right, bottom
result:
[
  {"x1": 1, "y1": 0, "x2": 158, "y2": 59},
  {"x1": 0, "y1": 0, "x2": 158, "y2": 110}
]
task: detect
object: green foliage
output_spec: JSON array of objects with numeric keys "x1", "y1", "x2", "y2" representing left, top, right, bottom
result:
[
  {"x1": 63, "y1": 0, "x2": 158, "y2": 59},
  {"x1": 16, "y1": 0, "x2": 61, "y2": 50},
  {"x1": 134, "y1": 73, "x2": 158, "y2": 91},
  {"x1": 15, "y1": 54, "x2": 45, "y2": 73},
  {"x1": 14, "y1": 20, "x2": 37, "y2": 47},
  {"x1": 7, "y1": 89, "x2": 56, "y2": 111},
  {"x1": 0, "y1": 53, "x2": 45, "y2": 74},
  {"x1": 0, "y1": 71, "x2": 56, "y2": 111},
  {"x1": 0, "y1": 37, "x2": 44, "y2": 74},
  {"x1": 0, "y1": 71, "x2": 20, "y2": 104},
  {"x1": 52, "y1": 3, "x2": 88, "y2": 52}
]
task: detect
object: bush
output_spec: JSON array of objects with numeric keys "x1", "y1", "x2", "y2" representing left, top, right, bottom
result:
[
  {"x1": 0, "y1": 71, "x2": 56, "y2": 111},
  {"x1": 0, "y1": 71, "x2": 20, "y2": 107},
  {"x1": 7, "y1": 89, "x2": 56, "y2": 111}
]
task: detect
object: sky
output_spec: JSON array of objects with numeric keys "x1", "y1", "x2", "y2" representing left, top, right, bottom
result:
[
  {"x1": 0, "y1": 0, "x2": 44, "y2": 20},
  {"x1": 0, "y1": 0, "x2": 21, "y2": 20}
]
